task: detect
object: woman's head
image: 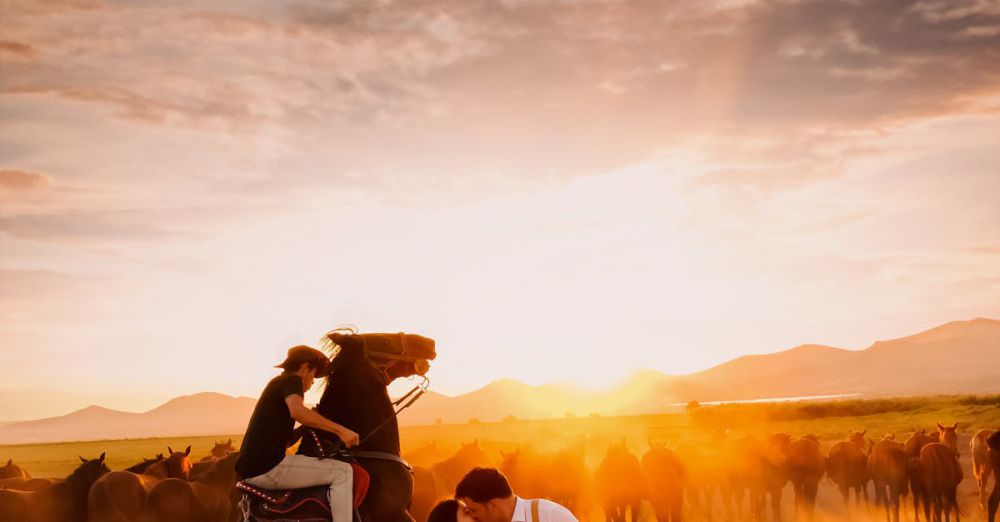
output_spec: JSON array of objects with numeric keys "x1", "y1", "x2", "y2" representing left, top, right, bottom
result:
[{"x1": 428, "y1": 499, "x2": 475, "y2": 522}]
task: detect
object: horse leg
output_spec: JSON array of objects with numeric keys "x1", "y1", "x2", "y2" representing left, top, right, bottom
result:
[
  {"x1": 988, "y1": 479, "x2": 999, "y2": 522},
  {"x1": 769, "y1": 488, "x2": 781, "y2": 522}
]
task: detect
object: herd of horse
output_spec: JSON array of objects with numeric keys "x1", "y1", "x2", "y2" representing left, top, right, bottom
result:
[
  {"x1": 402, "y1": 425, "x2": 1000, "y2": 522},
  {"x1": 0, "y1": 425, "x2": 998, "y2": 522}
]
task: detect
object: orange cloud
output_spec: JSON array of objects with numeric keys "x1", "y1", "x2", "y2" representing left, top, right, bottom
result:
[{"x1": 0, "y1": 169, "x2": 51, "y2": 190}]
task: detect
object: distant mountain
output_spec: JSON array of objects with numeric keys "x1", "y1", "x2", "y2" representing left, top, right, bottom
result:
[
  {"x1": 0, "y1": 392, "x2": 256, "y2": 444},
  {"x1": 396, "y1": 317, "x2": 1000, "y2": 424},
  {"x1": 1, "y1": 318, "x2": 997, "y2": 443}
]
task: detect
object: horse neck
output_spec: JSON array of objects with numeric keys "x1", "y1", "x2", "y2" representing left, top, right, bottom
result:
[
  {"x1": 143, "y1": 460, "x2": 170, "y2": 479},
  {"x1": 126, "y1": 459, "x2": 156, "y2": 473},
  {"x1": 320, "y1": 352, "x2": 400, "y2": 454},
  {"x1": 51, "y1": 468, "x2": 99, "y2": 519},
  {"x1": 198, "y1": 456, "x2": 238, "y2": 491}
]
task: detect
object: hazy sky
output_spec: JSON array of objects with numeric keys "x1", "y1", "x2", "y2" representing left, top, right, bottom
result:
[{"x1": 2, "y1": 0, "x2": 999, "y2": 420}]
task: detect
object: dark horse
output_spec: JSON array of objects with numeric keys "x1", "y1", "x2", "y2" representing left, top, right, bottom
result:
[{"x1": 297, "y1": 329, "x2": 436, "y2": 522}]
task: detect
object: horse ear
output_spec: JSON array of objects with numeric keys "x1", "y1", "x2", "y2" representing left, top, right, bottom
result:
[
  {"x1": 951, "y1": 422, "x2": 958, "y2": 430},
  {"x1": 168, "y1": 446, "x2": 174, "y2": 454},
  {"x1": 936, "y1": 422, "x2": 944, "y2": 430},
  {"x1": 80, "y1": 456, "x2": 87, "y2": 463},
  {"x1": 99, "y1": 453, "x2": 106, "y2": 463},
  {"x1": 861, "y1": 429, "x2": 867, "y2": 436},
  {"x1": 227, "y1": 438, "x2": 232, "y2": 445},
  {"x1": 185, "y1": 445, "x2": 191, "y2": 456}
]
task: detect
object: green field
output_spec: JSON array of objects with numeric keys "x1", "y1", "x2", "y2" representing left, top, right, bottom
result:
[
  {"x1": 3, "y1": 394, "x2": 998, "y2": 478},
  {"x1": 0, "y1": 434, "x2": 246, "y2": 477}
]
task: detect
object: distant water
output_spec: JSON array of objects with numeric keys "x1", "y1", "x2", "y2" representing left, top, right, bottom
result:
[{"x1": 670, "y1": 393, "x2": 863, "y2": 407}]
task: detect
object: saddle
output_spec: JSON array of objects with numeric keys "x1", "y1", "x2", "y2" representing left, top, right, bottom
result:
[{"x1": 236, "y1": 462, "x2": 370, "y2": 522}]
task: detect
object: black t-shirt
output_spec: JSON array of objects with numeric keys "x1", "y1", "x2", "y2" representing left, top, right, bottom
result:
[{"x1": 235, "y1": 373, "x2": 305, "y2": 479}]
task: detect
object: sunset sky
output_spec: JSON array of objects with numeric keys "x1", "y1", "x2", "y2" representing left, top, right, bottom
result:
[{"x1": 2, "y1": 0, "x2": 999, "y2": 421}]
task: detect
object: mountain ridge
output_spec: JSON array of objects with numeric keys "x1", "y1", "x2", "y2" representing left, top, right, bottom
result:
[{"x1": 1, "y1": 317, "x2": 996, "y2": 444}]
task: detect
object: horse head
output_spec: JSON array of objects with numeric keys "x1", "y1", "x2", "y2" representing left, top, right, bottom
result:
[
  {"x1": 73, "y1": 453, "x2": 110, "y2": 486},
  {"x1": 164, "y1": 445, "x2": 193, "y2": 480},
  {"x1": 211, "y1": 439, "x2": 236, "y2": 458},
  {"x1": 325, "y1": 329, "x2": 436, "y2": 385},
  {"x1": 936, "y1": 422, "x2": 960, "y2": 455}
]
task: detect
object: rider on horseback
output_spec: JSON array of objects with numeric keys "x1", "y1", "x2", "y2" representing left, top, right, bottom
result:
[{"x1": 236, "y1": 345, "x2": 361, "y2": 522}]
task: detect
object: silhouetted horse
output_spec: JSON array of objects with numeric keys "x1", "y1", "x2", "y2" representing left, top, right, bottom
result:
[
  {"x1": 973, "y1": 429, "x2": 996, "y2": 513},
  {"x1": 298, "y1": 330, "x2": 436, "y2": 521},
  {"x1": 906, "y1": 429, "x2": 938, "y2": 520},
  {"x1": 787, "y1": 435, "x2": 825, "y2": 520},
  {"x1": 596, "y1": 440, "x2": 646, "y2": 522},
  {"x1": 919, "y1": 443, "x2": 963, "y2": 522},
  {"x1": 987, "y1": 430, "x2": 1000, "y2": 522},
  {"x1": 125, "y1": 453, "x2": 165, "y2": 474},
  {"x1": 433, "y1": 440, "x2": 493, "y2": 498},
  {"x1": 642, "y1": 442, "x2": 685, "y2": 522},
  {"x1": 0, "y1": 453, "x2": 109, "y2": 522},
  {"x1": 0, "y1": 458, "x2": 29, "y2": 480},
  {"x1": 869, "y1": 436, "x2": 908, "y2": 522},
  {"x1": 828, "y1": 430, "x2": 870, "y2": 514}
]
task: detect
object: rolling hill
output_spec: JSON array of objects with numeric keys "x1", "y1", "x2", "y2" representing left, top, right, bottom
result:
[{"x1": 1, "y1": 317, "x2": 996, "y2": 444}]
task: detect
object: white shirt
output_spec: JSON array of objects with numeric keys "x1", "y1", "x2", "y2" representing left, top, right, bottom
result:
[{"x1": 510, "y1": 496, "x2": 579, "y2": 522}]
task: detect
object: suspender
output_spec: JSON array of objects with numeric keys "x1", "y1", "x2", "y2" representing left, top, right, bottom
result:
[{"x1": 530, "y1": 499, "x2": 540, "y2": 522}]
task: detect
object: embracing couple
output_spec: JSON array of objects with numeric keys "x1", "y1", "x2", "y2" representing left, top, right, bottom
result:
[{"x1": 430, "y1": 468, "x2": 579, "y2": 522}]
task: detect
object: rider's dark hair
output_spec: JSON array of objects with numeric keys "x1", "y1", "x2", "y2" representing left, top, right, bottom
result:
[
  {"x1": 276, "y1": 345, "x2": 330, "y2": 376},
  {"x1": 455, "y1": 467, "x2": 513, "y2": 503},
  {"x1": 428, "y1": 499, "x2": 460, "y2": 522}
]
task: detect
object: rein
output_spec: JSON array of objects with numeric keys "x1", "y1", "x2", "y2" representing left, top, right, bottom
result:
[{"x1": 308, "y1": 373, "x2": 430, "y2": 471}]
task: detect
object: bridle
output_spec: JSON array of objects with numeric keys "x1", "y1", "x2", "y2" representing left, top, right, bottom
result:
[{"x1": 361, "y1": 332, "x2": 415, "y2": 385}]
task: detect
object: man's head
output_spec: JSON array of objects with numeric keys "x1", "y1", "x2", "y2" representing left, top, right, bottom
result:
[
  {"x1": 455, "y1": 467, "x2": 516, "y2": 522},
  {"x1": 276, "y1": 345, "x2": 330, "y2": 390}
]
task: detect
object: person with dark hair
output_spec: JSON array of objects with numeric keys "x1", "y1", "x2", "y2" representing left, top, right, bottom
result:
[
  {"x1": 429, "y1": 499, "x2": 476, "y2": 522},
  {"x1": 236, "y1": 345, "x2": 361, "y2": 522},
  {"x1": 455, "y1": 467, "x2": 578, "y2": 522}
]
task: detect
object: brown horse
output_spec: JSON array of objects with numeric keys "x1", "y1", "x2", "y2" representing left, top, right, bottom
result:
[
  {"x1": 936, "y1": 423, "x2": 960, "y2": 455},
  {"x1": 972, "y1": 429, "x2": 996, "y2": 512},
  {"x1": 746, "y1": 433, "x2": 791, "y2": 522},
  {"x1": 0, "y1": 458, "x2": 30, "y2": 480},
  {"x1": 200, "y1": 439, "x2": 236, "y2": 462},
  {"x1": 409, "y1": 466, "x2": 439, "y2": 522},
  {"x1": 987, "y1": 430, "x2": 1000, "y2": 522},
  {"x1": 827, "y1": 430, "x2": 870, "y2": 513},
  {"x1": 191, "y1": 439, "x2": 237, "y2": 479},
  {"x1": 919, "y1": 443, "x2": 963, "y2": 522},
  {"x1": 717, "y1": 434, "x2": 754, "y2": 521},
  {"x1": 0, "y1": 453, "x2": 109, "y2": 522},
  {"x1": 0, "y1": 476, "x2": 62, "y2": 491},
  {"x1": 641, "y1": 442, "x2": 685, "y2": 522},
  {"x1": 403, "y1": 442, "x2": 445, "y2": 469},
  {"x1": 88, "y1": 446, "x2": 192, "y2": 522},
  {"x1": 674, "y1": 440, "x2": 719, "y2": 521},
  {"x1": 125, "y1": 454, "x2": 165, "y2": 474},
  {"x1": 145, "y1": 451, "x2": 240, "y2": 522},
  {"x1": 595, "y1": 440, "x2": 645, "y2": 522},
  {"x1": 501, "y1": 445, "x2": 551, "y2": 500},
  {"x1": 786, "y1": 435, "x2": 825, "y2": 520},
  {"x1": 870, "y1": 436, "x2": 908, "y2": 522},
  {"x1": 431, "y1": 440, "x2": 493, "y2": 498},
  {"x1": 500, "y1": 441, "x2": 591, "y2": 520},
  {"x1": 549, "y1": 439, "x2": 592, "y2": 520},
  {"x1": 906, "y1": 429, "x2": 939, "y2": 521}
]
